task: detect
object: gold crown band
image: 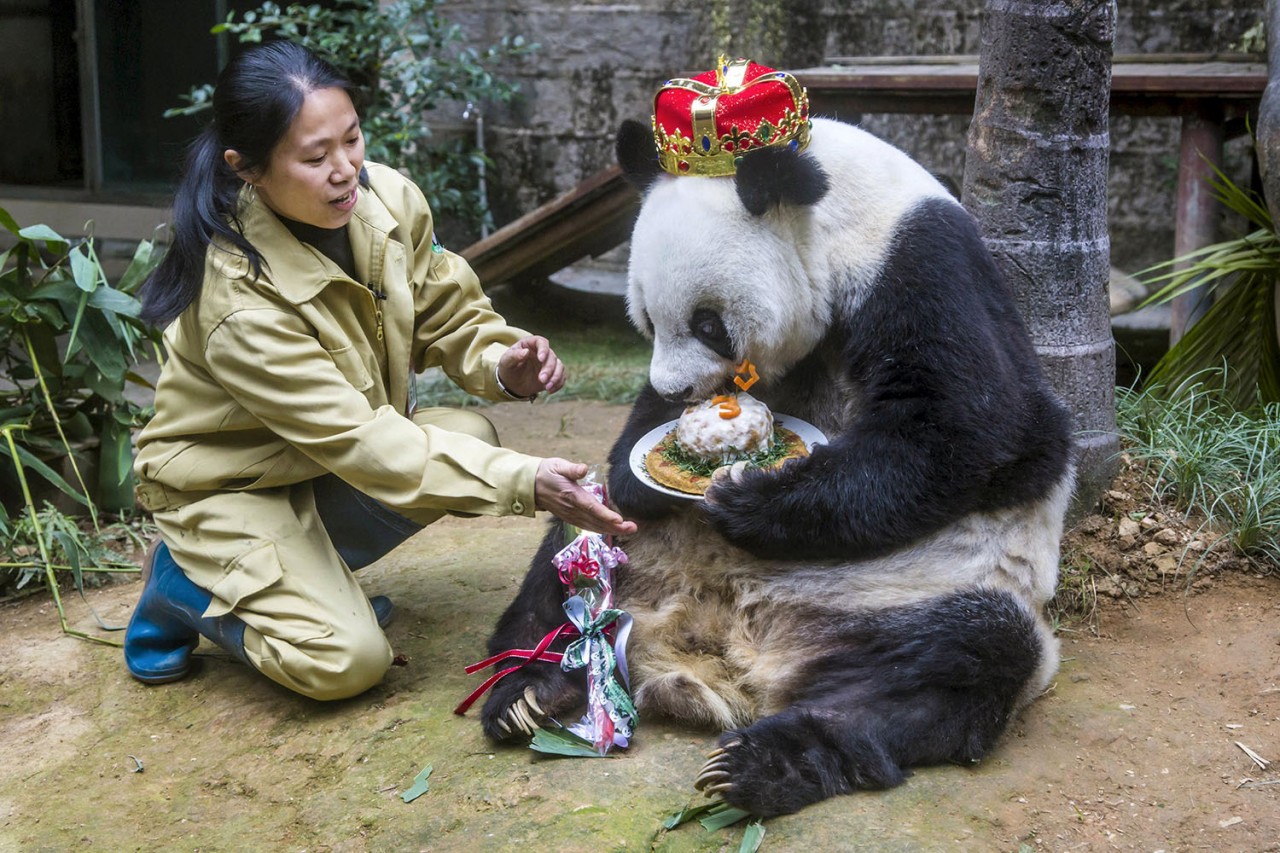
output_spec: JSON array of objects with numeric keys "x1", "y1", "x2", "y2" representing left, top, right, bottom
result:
[{"x1": 690, "y1": 93, "x2": 720, "y2": 156}]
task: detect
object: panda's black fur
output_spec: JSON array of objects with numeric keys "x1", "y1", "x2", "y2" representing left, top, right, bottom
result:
[{"x1": 481, "y1": 116, "x2": 1075, "y2": 818}]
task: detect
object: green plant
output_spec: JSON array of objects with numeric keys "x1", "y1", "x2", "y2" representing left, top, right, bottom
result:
[
  {"x1": 1138, "y1": 164, "x2": 1280, "y2": 409},
  {"x1": 0, "y1": 206, "x2": 163, "y2": 525},
  {"x1": 0, "y1": 490, "x2": 150, "y2": 641},
  {"x1": 170, "y1": 0, "x2": 535, "y2": 239},
  {"x1": 1116, "y1": 375, "x2": 1280, "y2": 568}
]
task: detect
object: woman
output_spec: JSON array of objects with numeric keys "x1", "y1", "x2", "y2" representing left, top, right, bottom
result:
[{"x1": 125, "y1": 41, "x2": 635, "y2": 701}]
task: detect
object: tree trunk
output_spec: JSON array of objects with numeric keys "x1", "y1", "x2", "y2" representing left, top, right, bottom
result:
[
  {"x1": 961, "y1": 0, "x2": 1118, "y2": 519},
  {"x1": 1261, "y1": 2, "x2": 1280, "y2": 367}
]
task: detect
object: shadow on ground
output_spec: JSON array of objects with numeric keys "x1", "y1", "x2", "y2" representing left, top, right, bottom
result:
[{"x1": 2, "y1": 400, "x2": 1278, "y2": 851}]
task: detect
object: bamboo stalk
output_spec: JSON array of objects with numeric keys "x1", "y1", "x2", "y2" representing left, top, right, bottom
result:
[
  {"x1": 2, "y1": 426, "x2": 119, "y2": 647},
  {"x1": 0, "y1": 562, "x2": 139, "y2": 573},
  {"x1": 21, "y1": 331, "x2": 100, "y2": 531}
]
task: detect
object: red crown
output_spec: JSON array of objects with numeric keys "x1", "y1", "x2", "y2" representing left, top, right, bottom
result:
[{"x1": 652, "y1": 56, "x2": 811, "y2": 177}]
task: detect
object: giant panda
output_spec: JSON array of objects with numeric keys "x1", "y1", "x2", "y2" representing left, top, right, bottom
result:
[{"x1": 479, "y1": 110, "x2": 1075, "y2": 817}]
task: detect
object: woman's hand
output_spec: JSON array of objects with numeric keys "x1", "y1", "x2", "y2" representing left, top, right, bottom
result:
[
  {"x1": 498, "y1": 336, "x2": 566, "y2": 399},
  {"x1": 535, "y1": 459, "x2": 638, "y2": 537}
]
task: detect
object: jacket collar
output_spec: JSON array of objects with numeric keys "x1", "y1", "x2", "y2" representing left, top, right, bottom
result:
[{"x1": 235, "y1": 178, "x2": 400, "y2": 305}]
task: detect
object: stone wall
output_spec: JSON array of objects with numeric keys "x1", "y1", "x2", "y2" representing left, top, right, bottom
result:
[{"x1": 443, "y1": 0, "x2": 1264, "y2": 274}]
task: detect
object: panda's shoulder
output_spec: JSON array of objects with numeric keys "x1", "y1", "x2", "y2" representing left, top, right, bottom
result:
[{"x1": 807, "y1": 119, "x2": 954, "y2": 204}]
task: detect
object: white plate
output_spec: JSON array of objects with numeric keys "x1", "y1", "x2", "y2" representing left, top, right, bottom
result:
[{"x1": 627, "y1": 414, "x2": 828, "y2": 501}]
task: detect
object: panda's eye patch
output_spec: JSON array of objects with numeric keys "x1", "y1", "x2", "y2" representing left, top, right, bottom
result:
[{"x1": 689, "y1": 307, "x2": 734, "y2": 359}]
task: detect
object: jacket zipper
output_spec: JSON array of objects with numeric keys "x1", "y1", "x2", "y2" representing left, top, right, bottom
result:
[{"x1": 335, "y1": 276, "x2": 385, "y2": 341}]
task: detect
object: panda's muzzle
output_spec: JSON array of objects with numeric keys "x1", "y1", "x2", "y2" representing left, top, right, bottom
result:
[{"x1": 661, "y1": 386, "x2": 695, "y2": 404}]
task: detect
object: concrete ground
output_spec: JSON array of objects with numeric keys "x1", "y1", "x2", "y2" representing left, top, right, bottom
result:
[{"x1": 1, "y1": 399, "x2": 1278, "y2": 852}]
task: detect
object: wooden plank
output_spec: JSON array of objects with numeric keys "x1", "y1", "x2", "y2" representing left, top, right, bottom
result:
[
  {"x1": 460, "y1": 165, "x2": 639, "y2": 287},
  {"x1": 797, "y1": 58, "x2": 1266, "y2": 118}
]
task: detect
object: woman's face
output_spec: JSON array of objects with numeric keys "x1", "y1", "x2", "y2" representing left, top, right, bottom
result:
[{"x1": 233, "y1": 86, "x2": 365, "y2": 229}]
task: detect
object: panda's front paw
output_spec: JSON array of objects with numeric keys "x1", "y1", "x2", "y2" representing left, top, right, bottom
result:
[
  {"x1": 479, "y1": 666, "x2": 585, "y2": 743},
  {"x1": 701, "y1": 472, "x2": 791, "y2": 556}
]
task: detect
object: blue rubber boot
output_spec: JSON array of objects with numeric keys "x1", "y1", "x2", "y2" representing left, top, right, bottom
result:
[
  {"x1": 370, "y1": 595, "x2": 395, "y2": 629},
  {"x1": 124, "y1": 541, "x2": 250, "y2": 684}
]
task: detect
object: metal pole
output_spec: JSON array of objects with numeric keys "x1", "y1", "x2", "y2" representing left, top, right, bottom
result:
[{"x1": 74, "y1": 0, "x2": 102, "y2": 193}]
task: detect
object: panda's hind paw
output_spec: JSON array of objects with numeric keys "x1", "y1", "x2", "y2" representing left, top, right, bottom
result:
[
  {"x1": 692, "y1": 711, "x2": 905, "y2": 816},
  {"x1": 691, "y1": 731, "x2": 819, "y2": 817}
]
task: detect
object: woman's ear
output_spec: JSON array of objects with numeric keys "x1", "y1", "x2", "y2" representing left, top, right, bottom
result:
[{"x1": 224, "y1": 149, "x2": 252, "y2": 182}]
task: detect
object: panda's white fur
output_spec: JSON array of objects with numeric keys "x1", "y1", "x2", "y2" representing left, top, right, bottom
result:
[
  {"x1": 483, "y1": 116, "x2": 1075, "y2": 818},
  {"x1": 629, "y1": 120, "x2": 957, "y2": 401}
]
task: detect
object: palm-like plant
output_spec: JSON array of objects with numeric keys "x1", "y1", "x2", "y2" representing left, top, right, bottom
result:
[{"x1": 1138, "y1": 165, "x2": 1280, "y2": 408}]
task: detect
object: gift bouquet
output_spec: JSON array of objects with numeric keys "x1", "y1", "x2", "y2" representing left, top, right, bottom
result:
[{"x1": 457, "y1": 467, "x2": 636, "y2": 755}]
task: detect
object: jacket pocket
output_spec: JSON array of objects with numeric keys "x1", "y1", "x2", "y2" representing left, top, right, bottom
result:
[
  {"x1": 206, "y1": 540, "x2": 284, "y2": 617},
  {"x1": 325, "y1": 343, "x2": 374, "y2": 392}
]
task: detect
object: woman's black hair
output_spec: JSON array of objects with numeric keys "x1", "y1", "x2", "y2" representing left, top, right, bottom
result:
[{"x1": 139, "y1": 41, "x2": 361, "y2": 327}]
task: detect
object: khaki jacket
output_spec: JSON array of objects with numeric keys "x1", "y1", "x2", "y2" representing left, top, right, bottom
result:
[{"x1": 134, "y1": 162, "x2": 539, "y2": 519}]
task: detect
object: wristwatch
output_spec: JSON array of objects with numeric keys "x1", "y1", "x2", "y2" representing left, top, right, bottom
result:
[{"x1": 496, "y1": 368, "x2": 539, "y2": 402}]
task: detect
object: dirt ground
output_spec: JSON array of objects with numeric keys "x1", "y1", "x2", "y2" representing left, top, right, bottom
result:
[{"x1": 1, "y1": 399, "x2": 1278, "y2": 852}]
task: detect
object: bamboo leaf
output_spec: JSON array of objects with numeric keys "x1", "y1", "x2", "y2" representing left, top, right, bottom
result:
[
  {"x1": 0, "y1": 443, "x2": 90, "y2": 507},
  {"x1": 51, "y1": 529, "x2": 84, "y2": 591},
  {"x1": 528, "y1": 726, "x2": 606, "y2": 758},
  {"x1": 69, "y1": 246, "x2": 99, "y2": 292},
  {"x1": 400, "y1": 764, "x2": 432, "y2": 803},
  {"x1": 739, "y1": 820, "x2": 766, "y2": 853},
  {"x1": 663, "y1": 801, "x2": 720, "y2": 829},
  {"x1": 18, "y1": 224, "x2": 67, "y2": 251},
  {"x1": 88, "y1": 286, "x2": 143, "y2": 317},
  {"x1": 0, "y1": 205, "x2": 19, "y2": 235},
  {"x1": 65, "y1": 289, "x2": 91, "y2": 358},
  {"x1": 699, "y1": 802, "x2": 753, "y2": 831},
  {"x1": 115, "y1": 238, "x2": 157, "y2": 294}
]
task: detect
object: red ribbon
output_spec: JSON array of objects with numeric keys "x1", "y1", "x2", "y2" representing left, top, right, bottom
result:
[{"x1": 453, "y1": 623, "x2": 579, "y2": 716}]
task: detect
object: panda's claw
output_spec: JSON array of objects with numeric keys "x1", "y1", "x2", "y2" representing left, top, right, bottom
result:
[
  {"x1": 496, "y1": 716, "x2": 511, "y2": 734},
  {"x1": 702, "y1": 782, "x2": 734, "y2": 797},
  {"x1": 511, "y1": 701, "x2": 536, "y2": 734},
  {"x1": 523, "y1": 686, "x2": 545, "y2": 716},
  {"x1": 705, "y1": 747, "x2": 727, "y2": 760},
  {"x1": 505, "y1": 705, "x2": 530, "y2": 735},
  {"x1": 518, "y1": 700, "x2": 542, "y2": 732},
  {"x1": 694, "y1": 769, "x2": 732, "y2": 790},
  {"x1": 704, "y1": 758, "x2": 732, "y2": 776}
]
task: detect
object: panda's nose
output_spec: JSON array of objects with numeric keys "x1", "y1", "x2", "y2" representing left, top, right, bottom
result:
[{"x1": 661, "y1": 386, "x2": 694, "y2": 404}]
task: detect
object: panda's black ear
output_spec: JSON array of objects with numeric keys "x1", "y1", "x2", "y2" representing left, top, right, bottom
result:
[
  {"x1": 616, "y1": 119, "x2": 664, "y2": 193},
  {"x1": 735, "y1": 147, "x2": 830, "y2": 216}
]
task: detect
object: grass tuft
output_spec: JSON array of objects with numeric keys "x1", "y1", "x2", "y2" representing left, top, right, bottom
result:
[{"x1": 1116, "y1": 374, "x2": 1280, "y2": 568}]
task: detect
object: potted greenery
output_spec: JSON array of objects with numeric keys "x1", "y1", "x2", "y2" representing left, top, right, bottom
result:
[{"x1": 0, "y1": 207, "x2": 162, "y2": 526}]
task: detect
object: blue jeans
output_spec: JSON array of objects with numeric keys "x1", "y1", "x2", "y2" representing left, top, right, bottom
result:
[{"x1": 311, "y1": 474, "x2": 425, "y2": 570}]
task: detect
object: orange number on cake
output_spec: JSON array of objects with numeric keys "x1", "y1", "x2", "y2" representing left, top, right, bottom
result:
[
  {"x1": 734, "y1": 358, "x2": 759, "y2": 392},
  {"x1": 711, "y1": 394, "x2": 741, "y2": 419}
]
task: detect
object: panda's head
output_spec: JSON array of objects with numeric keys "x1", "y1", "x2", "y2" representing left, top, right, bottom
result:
[{"x1": 616, "y1": 119, "x2": 832, "y2": 402}]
